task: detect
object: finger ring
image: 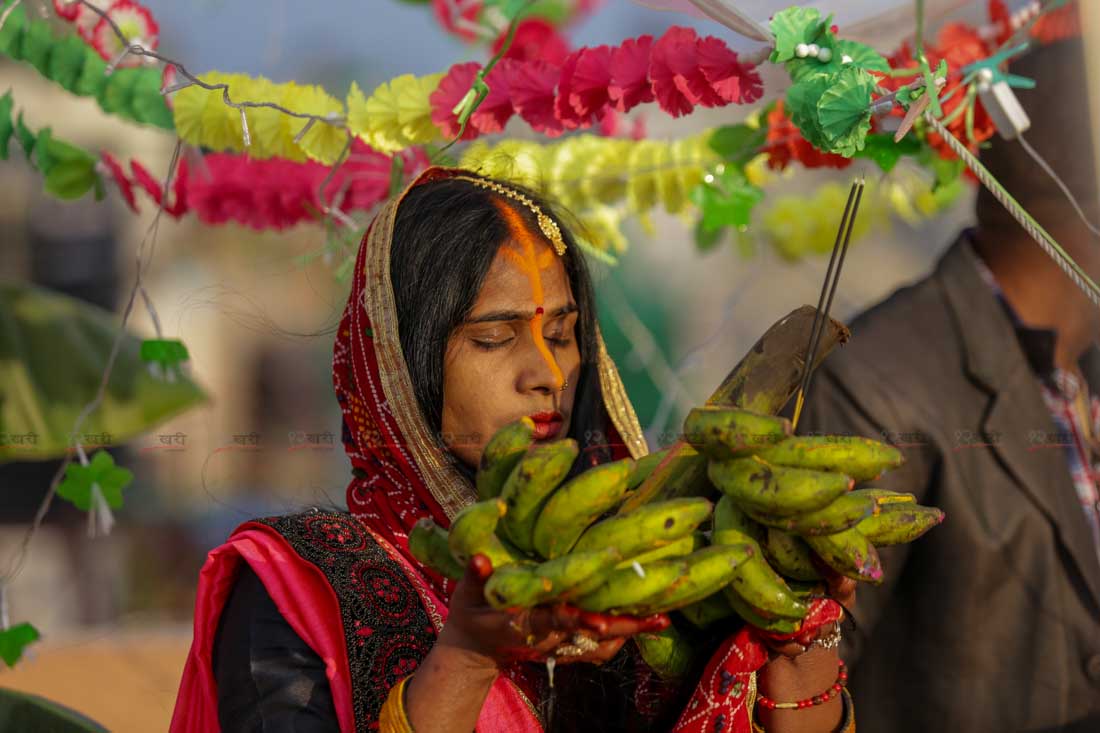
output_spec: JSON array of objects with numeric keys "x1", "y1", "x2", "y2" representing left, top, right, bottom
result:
[
  {"x1": 811, "y1": 623, "x2": 842, "y2": 651},
  {"x1": 554, "y1": 632, "x2": 599, "y2": 657}
]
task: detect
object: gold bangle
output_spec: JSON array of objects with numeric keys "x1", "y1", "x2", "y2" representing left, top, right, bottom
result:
[
  {"x1": 379, "y1": 675, "x2": 416, "y2": 733},
  {"x1": 751, "y1": 687, "x2": 855, "y2": 733}
]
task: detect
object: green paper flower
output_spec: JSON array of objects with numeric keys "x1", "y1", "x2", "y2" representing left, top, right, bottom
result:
[
  {"x1": 786, "y1": 67, "x2": 875, "y2": 158},
  {"x1": 57, "y1": 450, "x2": 133, "y2": 511},
  {"x1": 817, "y1": 67, "x2": 875, "y2": 157},
  {"x1": 853, "y1": 133, "x2": 922, "y2": 173},
  {"x1": 770, "y1": 7, "x2": 827, "y2": 64},
  {"x1": 0, "y1": 6, "x2": 171, "y2": 131},
  {"x1": 0, "y1": 92, "x2": 101, "y2": 200},
  {"x1": 0, "y1": 91, "x2": 12, "y2": 158},
  {"x1": 707, "y1": 122, "x2": 768, "y2": 167},
  {"x1": 0, "y1": 623, "x2": 40, "y2": 668},
  {"x1": 690, "y1": 167, "x2": 764, "y2": 233},
  {"x1": 46, "y1": 34, "x2": 87, "y2": 92}
]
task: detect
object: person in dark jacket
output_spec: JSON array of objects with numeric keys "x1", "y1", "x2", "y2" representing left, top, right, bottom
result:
[{"x1": 794, "y1": 37, "x2": 1100, "y2": 732}]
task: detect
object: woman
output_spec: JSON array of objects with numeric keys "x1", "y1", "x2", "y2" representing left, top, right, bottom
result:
[{"x1": 171, "y1": 167, "x2": 855, "y2": 733}]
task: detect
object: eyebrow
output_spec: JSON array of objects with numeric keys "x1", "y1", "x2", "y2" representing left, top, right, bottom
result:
[{"x1": 464, "y1": 302, "x2": 579, "y2": 325}]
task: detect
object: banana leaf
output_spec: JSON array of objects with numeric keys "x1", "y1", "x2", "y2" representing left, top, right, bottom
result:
[
  {"x1": 0, "y1": 688, "x2": 108, "y2": 732},
  {"x1": 0, "y1": 283, "x2": 206, "y2": 463}
]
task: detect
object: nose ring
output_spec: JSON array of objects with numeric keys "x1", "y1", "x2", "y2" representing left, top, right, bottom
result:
[{"x1": 560, "y1": 379, "x2": 569, "y2": 391}]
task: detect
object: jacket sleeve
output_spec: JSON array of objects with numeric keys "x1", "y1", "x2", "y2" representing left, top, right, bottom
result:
[
  {"x1": 212, "y1": 563, "x2": 341, "y2": 732},
  {"x1": 791, "y1": 362, "x2": 944, "y2": 668}
]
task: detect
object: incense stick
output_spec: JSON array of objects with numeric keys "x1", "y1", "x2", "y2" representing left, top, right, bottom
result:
[{"x1": 791, "y1": 178, "x2": 865, "y2": 430}]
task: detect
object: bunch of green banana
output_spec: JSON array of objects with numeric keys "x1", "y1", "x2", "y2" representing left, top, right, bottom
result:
[
  {"x1": 408, "y1": 419, "x2": 726, "y2": 615},
  {"x1": 658, "y1": 405, "x2": 944, "y2": 641}
]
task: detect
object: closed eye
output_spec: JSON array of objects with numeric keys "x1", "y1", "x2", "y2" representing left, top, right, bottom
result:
[{"x1": 472, "y1": 338, "x2": 513, "y2": 351}]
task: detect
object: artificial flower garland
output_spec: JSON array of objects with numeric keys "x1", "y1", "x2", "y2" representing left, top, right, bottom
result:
[
  {"x1": 0, "y1": 2, "x2": 172, "y2": 130},
  {"x1": 98, "y1": 142, "x2": 429, "y2": 231},
  {"x1": 1, "y1": 0, "x2": 1081, "y2": 257},
  {"x1": 52, "y1": 0, "x2": 160, "y2": 65},
  {"x1": 165, "y1": 24, "x2": 761, "y2": 158},
  {"x1": 1, "y1": 90, "x2": 103, "y2": 200}
]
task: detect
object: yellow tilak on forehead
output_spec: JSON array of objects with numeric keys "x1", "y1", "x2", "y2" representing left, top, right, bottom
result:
[
  {"x1": 491, "y1": 198, "x2": 567, "y2": 391},
  {"x1": 452, "y1": 176, "x2": 567, "y2": 256}
]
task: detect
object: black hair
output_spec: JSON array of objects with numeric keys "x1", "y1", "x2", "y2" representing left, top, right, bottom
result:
[{"x1": 389, "y1": 174, "x2": 614, "y2": 477}]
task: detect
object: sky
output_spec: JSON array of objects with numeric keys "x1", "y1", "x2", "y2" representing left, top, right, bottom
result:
[{"x1": 138, "y1": 0, "x2": 955, "y2": 92}]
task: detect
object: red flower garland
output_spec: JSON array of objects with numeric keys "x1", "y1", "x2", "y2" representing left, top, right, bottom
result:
[
  {"x1": 764, "y1": 101, "x2": 852, "y2": 171},
  {"x1": 1029, "y1": 1, "x2": 1081, "y2": 44},
  {"x1": 100, "y1": 143, "x2": 428, "y2": 231},
  {"x1": 492, "y1": 18, "x2": 571, "y2": 66},
  {"x1": 880, "y1": 24, "x2": 996, "y2": 161},
  {"x1": 429, "y1": 25, "x2": 762, "y2": 141}
]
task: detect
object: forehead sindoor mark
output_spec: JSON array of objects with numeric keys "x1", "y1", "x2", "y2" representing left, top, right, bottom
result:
[{"x1": 493, "y1": 199, "x2": 566, "y2": 390}]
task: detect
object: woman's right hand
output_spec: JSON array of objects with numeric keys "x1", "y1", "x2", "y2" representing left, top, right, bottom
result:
[
  {"x1": 436, "y1": 554, "x2": 669, "y2": 672},
  {"x1": 406, "y1": 555, "x2": 668, "y2": 733}
]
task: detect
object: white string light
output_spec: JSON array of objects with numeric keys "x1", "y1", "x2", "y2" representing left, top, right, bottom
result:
[{"x1": 0, "y1": 141, "x2": 184, "y2": 591}]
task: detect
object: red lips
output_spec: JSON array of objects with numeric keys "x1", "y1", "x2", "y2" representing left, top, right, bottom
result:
[{"x1": 529, "y1": 411, "x2": 564, "y2": 440}]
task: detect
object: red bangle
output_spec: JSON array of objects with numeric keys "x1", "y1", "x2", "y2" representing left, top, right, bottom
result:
[{"x1": 756, "y1": 660, "x2": 848, "y2": 711}]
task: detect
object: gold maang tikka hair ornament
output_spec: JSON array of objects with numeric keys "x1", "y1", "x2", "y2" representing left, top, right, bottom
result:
[{"x1": 454, "y1": 176, "x2": 567, "y2": 256}]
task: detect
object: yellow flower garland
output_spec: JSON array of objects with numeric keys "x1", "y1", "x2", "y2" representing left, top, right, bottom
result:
[{"x1": 173, "y1": 71, "x2": 444, "y2": 164}]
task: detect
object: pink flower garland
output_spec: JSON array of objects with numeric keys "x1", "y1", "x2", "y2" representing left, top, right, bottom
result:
[
  {"x1": 100, "y1": 142, "x2": 428, "y2": 230},
  {"x1": 430, "y1": 25, "x2": 763, "y2": 140}
]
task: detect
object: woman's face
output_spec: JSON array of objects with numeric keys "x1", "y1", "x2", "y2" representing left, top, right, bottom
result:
[{"x1": 441, "y1": 236, "x2": 581, "y2": 469}]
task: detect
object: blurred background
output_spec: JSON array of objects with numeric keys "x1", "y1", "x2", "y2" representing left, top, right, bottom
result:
[{"x1": 0, "y1": 0, "x2": 1028, "y2": 729}]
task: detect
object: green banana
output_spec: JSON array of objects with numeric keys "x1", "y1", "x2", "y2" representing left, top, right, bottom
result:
[
  {"x1": 761, "y1": 528, "x2": 822, "y2": 581},
  {"x1": 476, "y1": 417, "x2": 537, "y2": 500},
  {"x1": 537, "y1": 548, "x2": 623, "y2": 601},
  {"x1": 682, "y1": 406, "x2": 792, "y2": 460},
  {"x1": 635, "y1": 625, "x2": 696, "y2": 680},
  {"x1": 708, "y1": 455, "x2": 852, "y2": 517},
  {"x1": 713, "y1": 495, "x2": 766, "y2": 542},
  {"x1": 679, "y1": 593, "x2": 736, "y2": 629},
  {"x1": 723, "y1": 587, "x2": 802, "y2": 634},
  {"x1": 484, "y1": 564, "x2": 554, "y2": 609},
  {"x1": 755, "y1": 435, "x2": 903, "y2": 482},
  {"x1": 617, "y1": 445, "x2": 709, "y2": 514},
  {"x1": 627, "y1": 449, "x2": 669, "y2": 490},
  {"x1": 860, "y1": 488, "x2": 918, "y2": 507},
  {"x1": 448, "y1": 499, "x2": 521, "y2": 570},
  {"x1": 576, "y1": 558, "x2": 690, "y2": 613},
  {"x1": 628, "y1": 543, "x2": 755, "y2": 615},
  {"x1": 786, "y1": 579, "x2": 828, "y2": 600},
  {"x1": 750, "y1": 490, "x2": 878, "y2": 536},
  {"x1": 805, "y1": 527, "x2": 884, "y2": 583},
  {"x1": 408, "y1": 518, "x2": 464, "y2": 580},
  {"x1": 573, "y1": 497, "x2": 713, "y2": 557},
  {"x1": 499, "y1": 439, "x2": 579, "y2": 553},
  {"x1": 532, "y1": 457, "x2": 635, "y2": 559},
  {"x1": 713, "y1": 529, "x2": 807, "y2": 620},
  {"x1": 858, "y1": 503, "x2": 945, "y2": 546},
  {"x1": 614, "y1": 532, "x2": 699, "y2": 570}
]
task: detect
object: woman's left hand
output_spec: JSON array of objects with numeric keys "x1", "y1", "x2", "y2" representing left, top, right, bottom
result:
[{"x1": 763, "y1": 568, "x2": 855, "y2": 658}]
